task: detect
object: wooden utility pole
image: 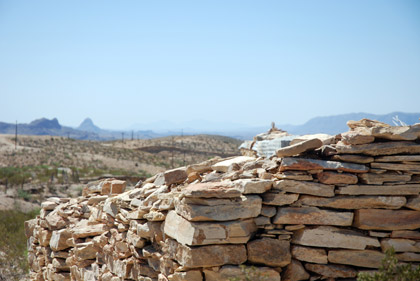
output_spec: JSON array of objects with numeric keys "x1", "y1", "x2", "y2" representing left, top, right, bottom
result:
[
  {"x1": 15, "y1": 120, "x2": 17, "y2": 149},
  {"x1": 131, "y1": 130, "x2": 134, "y2": 141}
]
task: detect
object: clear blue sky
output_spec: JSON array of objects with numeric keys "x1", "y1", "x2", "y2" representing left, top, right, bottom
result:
[{"x1": 1, "y1": 0, "x2": 419, "y2": 130}]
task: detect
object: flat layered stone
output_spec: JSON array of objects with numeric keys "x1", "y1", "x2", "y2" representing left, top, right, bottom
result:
[
  {"x1": 100, "y1": 179, "x2": 126, "y2": 195},
  {"x1": 186, "y1": 157, "x2": 222, "y2": 174},
  {"x1": 292, "y1": 226, "x2": 380, "y2": 249},
  {"x1": 283, "y1": 260, "x2": 310, "y2": 281},
  {"x1": 331, "y1": 154, "x2": 374, "y2": 164},
  {"x1": 381, "y1": 238, "x2": 420, "y2": 252},
  {"x1": 304, "y1": 263, "x2": 357, "y2": 278},
  {"x1": 273, "y1": 180, "x2": 335, "y2": 197},
  {"x1": 182, "y1": 182, "x2": 241, "y2": 198},
  {"x1": 337, "y1": 184, "x2": 420, "y2": 195},
  {"x1": 358, "y1": 173, "x2": 411, "y2": 185},
  {"x1": 354, "y1": 209, "x2": 420, "y2": 230},
  {"x1": 336, "y1": 141, "x2": 420, "y2": 156},
  {"x1": 74, "y1": 242, "x2": 97, "y2": 260},
  {"x1": 291, "y1": 246, "x2": 328, "y2": 264},
  {"x1": 280, "y1": 157, "x2": 368, "y2": 173},
  {"x1": 376, "y1": 155, "x2": 420, "y2": 162},
  {"x1": 211, "y1": 156, "x2": 255, "y2": 173},
  {"x1": 273, "y1": 207, "x2": 353, "y2": 226},
  {"x1": 274, "y1": 171, "x2": 313, "y2": 181},
  {"x1": 371, "y1": 162, "x2": 420, "y2": 174},
  {"x1": 328, "y1": 250, "x2": 385, "y2": 268},
  {"x1": 204, "y1": 265, "x2": 280, "y2": 281},
  {"x1": 71, "y1": 222, "x2": 108, "y2": 238},
  {"x1": 391, "y1": 230, "x2": 420, "y2": 239},
  {"x1": 50, "y1": 229, "x2": 72, "y2": 251},
  {"x1": 175, "y1": 195, "x2": 262, "y2": 221},
  {"x1": 45, "y1": 209, "x2": 67, "y2": 230},
  {"x1": 164, "y1": 210, "x2": 256, "y2": 245},
  {"x1": 317, "y1": 171, "x2": 358, "y2": 185},
  {"x1": 276, "y1": 138, "x2": 323, "y2": 157},
  {"x1": 232, "y1": 179, "x2": 272, "y2": 194},
  {"x1": 370, "y1": 124, "x2": 420, "y2": 141},
  {"x1": 262, "y1": 192, "x2": 299, "y2": 206},
  {"x1": 247, "y1": 238, "x2": 291, "y2": 267},
  {"x1": 298, "y1": 195, "x2": 406, "y2": 209},
  {"x1": 175, "y1": 243, "x2": 247, "y2": 268},
  {"x1": 341, "y1": 131, "x2": 375, "y2": 145},
  {"x1": 396, "y1": 252, "x2": 420, "y2": 262},
  {"x1": 168, "y1": 271, "x2": 203, "y2": 281}
]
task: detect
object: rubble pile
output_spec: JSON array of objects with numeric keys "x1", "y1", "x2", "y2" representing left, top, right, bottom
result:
[{"x1": 26, "y1": 119, "x2": 420, "y2": 280}]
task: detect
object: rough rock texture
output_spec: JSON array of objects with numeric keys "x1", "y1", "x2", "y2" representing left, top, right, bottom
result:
[{"x1": 26, "y1": 119, "x2": 420, "y2": 281}]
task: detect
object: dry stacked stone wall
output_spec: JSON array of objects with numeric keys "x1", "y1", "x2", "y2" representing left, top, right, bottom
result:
[{"x1": 26, "y1": 119, "x2": 420, "y2": 281}]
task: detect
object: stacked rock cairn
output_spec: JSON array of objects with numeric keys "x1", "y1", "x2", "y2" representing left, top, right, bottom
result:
[{"x1": 26, "y1": 119, "x2": 420, "y2": 281}]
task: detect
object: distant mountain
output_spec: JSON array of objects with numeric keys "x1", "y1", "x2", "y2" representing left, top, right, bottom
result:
[{"x1": 77, "y1": 118, "x2": 101, "y2": 133}]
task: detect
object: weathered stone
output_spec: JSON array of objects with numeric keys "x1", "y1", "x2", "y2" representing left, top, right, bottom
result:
[
  {"x1": 71, "y1": 221, "x2": 108, "y2": 238},
  {"x1": 204, "y1": 265, "x2": 280, "y2": 281},
  {"x1": 260, "y1": 205, "x2": 276, "y2": 217},
  {"x1": 274, "y1": 171, "x2": 313, "y2": 181},
  {"x1": 291, "y1": 246, "x2": 328, "y2": 264},
  {"x1": 376, "y1": 155, "x2": 420, "y2": 162},
  {"x1": 281, "y1": 260, "x2": 309, "y2": 281},
  {"x1": 103, "y1": 199, "x2": 119, "y2": 218},
  {"x1": 247, "y1": 238, "x2": 291, "y2": 267},
  {"x1": 163, "y1": 167, "x2": 188, "y2": 186},
  {"x1": 100, "y1": 179, "x2": 126, "y2": 195},
  {"x1": 39, "y1": 229, "x2": 52, "y2": 246},
  {"x1": 25, "y1": 219, "x2": 37, "y2": 238},
  {"x1": 299, "y1": 195, "x2": 406, "y2": 209},
  {"x1": 406, "y1": 196, "x2": 420, "y2": 211},
  {"x1": 317, "y1": 171, "x2": 358, "y2": 185},
  {"x1": 45, "y1": 209, "x2": 67, "y2": 230},
  {"x1": 341, "y1": 131, "x2": 375, "y2": 145},
  {"x1": 337, "y1": 184, "x2": 420, "y2": 195},
  {"x1": 232, "y1": 179, "x2": 272, "y2": 194},
  {"x1": 164, "y1": 210, "x2": 256, "y2": 245},
  {"x1": 273, "y1": 207, "x2": 353, "y2": 226},
  {"x1": 304, "y1": 263, "x2": 358, "y2": 278},
  {"x1": 182, "y1": 182, "x2": 241, "y2": 198},
  {"x1": 292, "y1": 226, "x2": 380, "y2": 249},
  {"x1": 381, "y1": 238, "x2": 420, "y2": 252},
  {"x1": 273, "y1": 180, "x2": 335, "y2": 197},
  {"x1": 175, "y1": 195, "x2": 261, "y2": 221},
  {"x1": 369, "y1": 124, "x2": 420, "y2": 141},
  {"x1": 331, "y1": 154, "x2": 374, "y2": 164},
  {"x1": 371, "y1": 162, "x2": 420, "y2": 174},
  {"x1": 87, "y1": 195, "x2": 108, "y2": 205},
  {"x1": 175, "y1": 243, "x2": 247, "y2": 268},
  {"x1": 41, "y1": 201, "x2": 58, "y2": 211},
  {"x1": 280, "y1": 157, "x2": 368, "y2": 173},
  {"x1": 336, "y1": 141, "x2": 420, "y2": 156},
  {"x1": 211, "y1": 156, "x2": 255, "y2": 172},
  {"x1": 354, "y1": 209, "x2": 420, "y2": 230},
  {"x1": 74, "y1": 242, "x2": 97, "y2": 260},
  {"x1": 126, "y1": 230, "x2": 146, "y2": 248},
  {"x1": 254, "y1": 216, "x2": 271, "y2": 226},
  {"x1": 391, "y1": 230, "x2": 420, "y2": 240},
  {"x1": 262, "y1": 192, "x2": 299, "y2": 206},
  {"x1": 168, "y1": 270, "x2": 203, "y2": 281},
  {"x1": 328, "y1": 250, "x2": 385, "y2": 268},
  {"x1": 369, "y1": 231, "x2": 391, "y2": 237},
  {"x1": 144, "y1": 211, "x2": 166, "y2": 221},
  {"x1": 186, "y1": 157, "x2": 221, "y2": 174},
  {"x1": 276, "y1": 138, "x2": 323, "y2": 157},
  {"x1": 50, "y1": 229, "x2": 72, "y2": 251},
  {"x1": 358, "y1": 172, "x2": 411, "y2": 185},
  {"x1": 396, "y1": 252, "x2": 420, "y2": 262}
]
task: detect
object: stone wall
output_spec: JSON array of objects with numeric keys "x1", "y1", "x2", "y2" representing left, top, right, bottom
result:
[{"x1": 25, "y1": 119, "x2": 420, "y2": 281}]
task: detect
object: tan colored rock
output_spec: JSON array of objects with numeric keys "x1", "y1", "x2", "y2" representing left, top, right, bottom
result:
[
  {"x1": 371, "y1": 162, "x2": 420, "y2": 173},
  {"x1": 406, "y1": 196, "x2": 420, "y2": 211},
  {"x1": 186, "y1": 157, "x2": 222, "y2": 174},
  {"x1": 370, "y1": 124, "x2": 420, "y2": 141},
  {"x1": 100, "y1": 179, "x2": 126, "y2": 195},
  {"x1": 317, "y1": 171, "x2": 358, "y2": 185},
  {"x1": 175, "y1": 195, "x2": 261, "y2": 221},
  {"x1": 24, "y1": 218, "x2": 37, "y2": 238},
  {"x1": 280, "y1": 157, "x2": 368, "y2": 173},
  {"x1": 168, "y1": 270, "x2": 203, "y2": 281},
  {"x1": 381, "y1": 238, "x2": 420, "y2": 252},
  {"x1": 45, "y1": 209, "x2": 67, "y2": 230},
  {"x1": 337, "y1": 184, "x2": 420, "y2": 195},
  {"x1": 273, "y1": 207, "x2": 353, "y2": 226},
  {"x1": 282, "y1": 259, "x2": 310, "y2": 281},
  {"x1": 291, "y1": 246, "x2": 328, "y2": 264},
  {"x1": 292, "y1": 226, "x2": 380, "y2": 249},
  {"x1": 71, "y1": 221, "x2": 108, "y2": 238},
  {"x1": 336, "y1": 141, "x2": 420, "y2": 156},
  {"x1": 247, "y1": 238, "x2": 291, "y2": 267},
  {"x1": 304, "y1": 263, "x2": 357, "y2": 278},
  {"x1": 182, "y1": 182, "x2": 241, "y2": 198},
  {"x1": 39, "y1": 229, "x2": 52, "y2": 247},
  {"x1": 175, "y1": 243, "x2": 247, "y2": 268},
  {"x1": 331, "y1": 154, "x2": 374, "y2": 164},
  {"x1": 354, "y1": 209, "x2": 420, "y2": 230},
  {"x1": 50, "y1": 229, "x2": 72, "y2": 251},
  {"x1": 164, "y1": 210, "x2": 256, "y2": 245},
  {"x1": 328, "y1": 249, "x2": 385, "y2": 268},
  {"x1": 376, "y1": 155, "x2": 420, "y2": 162},
  {"x1": 274, "y1": 171, "x2": 313, "y2": 181},
  {"x1": 358, "y1": 172, "x2": 411, "y2": 185},
  {"x1": 162, "y1": 167, "x2": 188, "y2": 186},
  {"x1": 74, "y1": 242, "x2": 98, "y2": 260},
  {"x1": 273, "y1": 180, "x2": 335, "y2": 197},
  {"x1": 341, "y1": 131, "x2": 375, "y2": 145},
  {"x1": 204, "y1": 265, "x2": 280, "y2": 281},
  {"x1": 396, "y1": 252, "x2": 420, "y2": 262},
  {"x1": 232, "y1": 179, "x2": 272, "y2": 194},
  {"x1": 262, "y1": 192, "x2": 299, "y2": 206},
  {"x1": 261, "y1": 205, "x2": 276, "y2": 217},
  {"x1": 276, "y1": 138, "x2": 323, "y2": 157},
  {"x1": 211, "y1": 156, "x2": 255, "y2": 172},
  {"x1": 299, "y1": 195, "x2": 406, "y2": 209},
  {"x1": 391, "y1": 230, "x2": 420, "y2": 239}
]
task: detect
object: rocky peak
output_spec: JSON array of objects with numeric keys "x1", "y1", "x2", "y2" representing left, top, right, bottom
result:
[{"x1": 29, "y1": 118, "x2": 61, "y2": 130}]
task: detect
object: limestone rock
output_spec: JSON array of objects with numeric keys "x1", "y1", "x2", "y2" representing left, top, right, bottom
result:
[
  {"x1": 273, "y1": 180, "x2": 335, "y2": 197},
  {"x1": 328, "y1": 250, "x2": 385, "y2": 268},
  {"x1": 276, "y1": 138, "x2": 323, "y2": 157},
  {"x1": 273, "y1": 207, "x2": 353, "y2": 226},
  {"x1": 291, "y1": 246, "x2": 328, "y2": 264},
  {"x1": 211, "y1": 156, "x2": 255, "y2": 173},
  {"x1": 74, "y1": 242, "x2": 98, "y2": 260},
  {"x1": 45, "y1": 209, "x2": 67, "y2": 230},
  {"x1": 162, "y1": 167, "x2": 188, "y2": 186},
  {"x1": 406, "y1": 196, "x2": 420, "y2": 211},
  {"x1": 50, "y1": 229, "x2": 72, "y2": 251},
  {"x1": 186, "y1": 157, "x2": 222, "y2": 174},
  {"x1": 391, "y1": 230, "x2": 420, "y2": 240},
  {"x1": 280, "y1": 157, "x2": 368, "y2": 173},
  {"x1": 337, "y1": 184, "x2": 420, "y2": 195},
  {"x1": 298, "y1": 195, "x2": 406, "y2": 209},
  {"x1": 164, "y1": 210, "x2": 256, "y2": 245},
  {"x1": 375, "y1": 155, "x2": 420, "y2": 162},
  {"x1": 175, "y1": 195, "x2": 261, "y2": 221},
  {"x1": 71, "y1": 221, "x2": 108, "y2": 238},
  {"x1": 182, "y1": 182, "x2": 241, "y2": 198},
  {"x1": 396, "y1": 252, "x2": 420, "y2": 262},
  {"x1": 331, "y1": 154, "x2": 374, "y2": 164},
  {"x1": 204, "y1": 265, "x2": 280, "y2": 281},
  {"x1": 341, "y1": 131, "x2": 375, "y2": 145},
  {"x1": 261, "y1": 205, "x2": 277, "y2": 217},
  {"x1": 100, "y1": 179, "x2": 126, "y2": 195},
  {"x1": 354, "y1": 209, "x2": 420, "y2": 230},
  {"x1": 247, "y1": 238, "x2": 291, "y2": 267},
  {"x1": 232, "y1": 179, "x2": 272, "y2": 194},
  {"x1": 358, "y1": 172, "x2": 411, "y2": 185},
  {"x1": 292, "y1": 226, "x2": 380, "y2": 250},
  {"x1": 381, "y1": 238, "x2": 420, "y2": 252},
  {"x1": 262, "y1": 192, "x2": 299, "y2": 206},
  {"x1": 304, "y1": 263, "x2": 357, "y2": 278},
  {"x1": 336, "y1": 141, "x2": 420, "y2": 156},
  {"x1": 317, "y1": 171, "x2": 358, "y2": 185},
  {"x1": 168, "y1": 271, "x2": 203, "y2": 281},
  {"x1": 282, "y1": 260, "x2": 310, "y2": 281},
  {"x1": 371, "y1": 162, "x2": 420, "y2": 173}
]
